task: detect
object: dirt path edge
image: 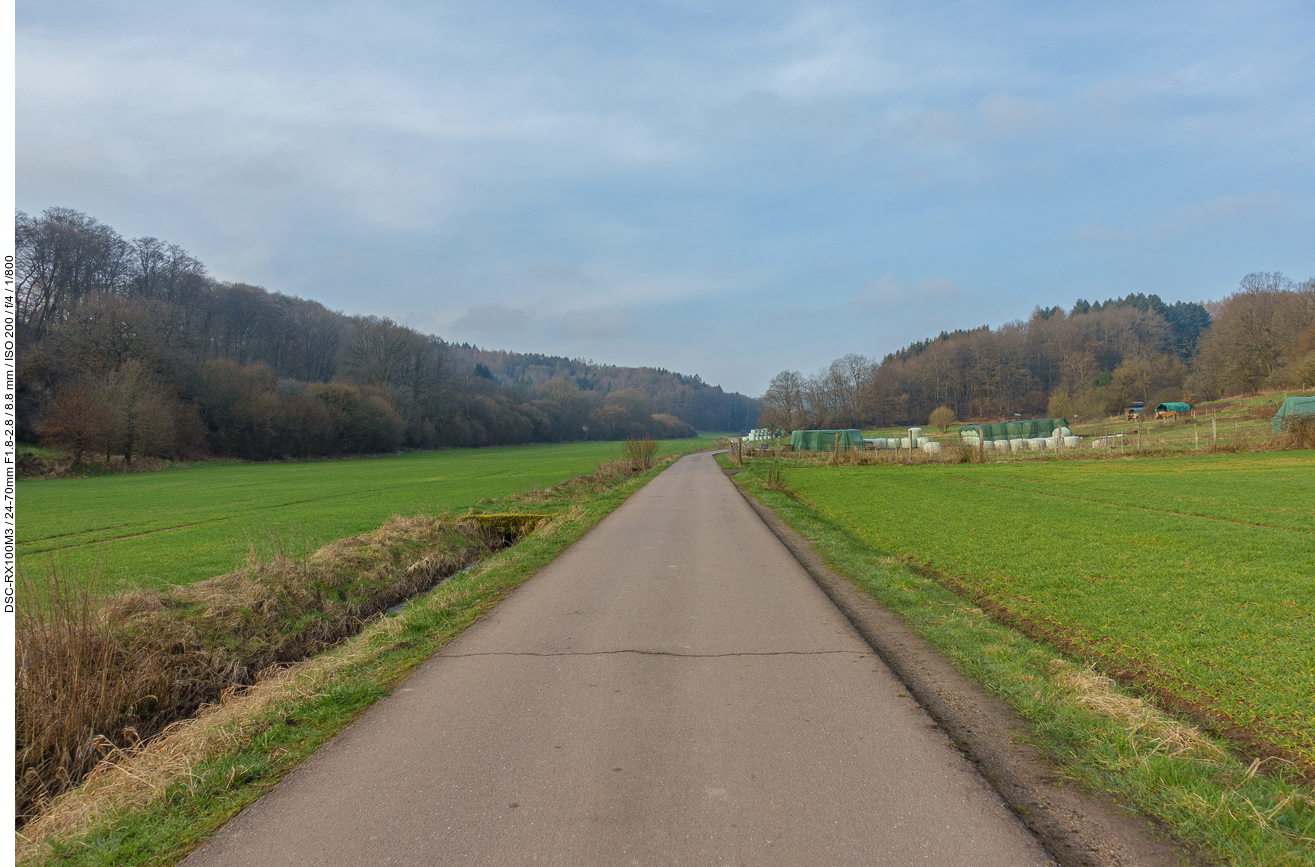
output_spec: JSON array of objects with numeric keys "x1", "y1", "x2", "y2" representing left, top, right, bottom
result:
[{"x1": 731, "y1": 478, "x2": 1202, "y2": 867}]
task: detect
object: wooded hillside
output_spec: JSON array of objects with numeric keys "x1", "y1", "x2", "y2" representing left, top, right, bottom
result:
[
  {"x1": 16, "y1": 208, "x2": 759, "y2": 463},
  {"x1": 759, "y1": 274, "x2": 1315, "y2": 432}
]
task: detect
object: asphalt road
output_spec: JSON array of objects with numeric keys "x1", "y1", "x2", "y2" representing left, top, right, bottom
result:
[{"x1": 184, "y1": 452, "x2": 1054, "y2": 866}]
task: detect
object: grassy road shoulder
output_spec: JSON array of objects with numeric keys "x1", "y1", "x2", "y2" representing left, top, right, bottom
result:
[
  {"x1": 18, "y1": 451, "x2": 698, "y2": 866},
  {"x1": 721, "y1": 454, "x2": 1315, "y2": 867}
]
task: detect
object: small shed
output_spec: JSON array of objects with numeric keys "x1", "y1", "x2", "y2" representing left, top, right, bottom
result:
[
  {"x1": 1271, "y1": 396, "x2": 1315, "y2": 433},
  {"x1": 1154, "y1": 401, "x2": 1191, "y2": 419},
  {"x1": 790, "y1": 429, "x2": 865, "y2": 451}
]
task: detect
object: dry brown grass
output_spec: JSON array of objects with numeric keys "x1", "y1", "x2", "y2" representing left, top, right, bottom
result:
[
  {"x1": 1282, "y1": 413, "x2": 1315, "y2": 449},
  {"x1": 621, "y1": 437, "x2": 659, "y2": 471},
  {"x1": 511, "y1": 454, "x2": 685, "y2": 507},
  {"x1": 15, "y1": 514, "x2": 508, "y2": 827},
  {"x1": 16, "y1": 567, "x2": 179, "y2": 827},
  {"x1": 15, "y1": 613, "x2": 409, "y2": 862},
  {"x1": 15, "y1": 473, "x2": 630, "y2": 860},
  {"x1": 1050, "y1": 661, "x2": 1224, "y2": 761}
]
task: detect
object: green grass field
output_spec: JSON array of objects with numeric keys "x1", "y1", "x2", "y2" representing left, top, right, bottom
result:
[
  {"x1": 774, "y1": 451, "x2": 1315, "y2": 768},
  {"x1": 19, "y1": 437, "x2": 716, "y2": 592}
]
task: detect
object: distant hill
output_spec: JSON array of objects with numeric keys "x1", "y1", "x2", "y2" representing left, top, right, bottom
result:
[
  {"x1": 446, "y1": 345, "x2": 758, "y2": 433},
  {"x1": 16, "y1": 207, "x2": 759, "y2": 463}
]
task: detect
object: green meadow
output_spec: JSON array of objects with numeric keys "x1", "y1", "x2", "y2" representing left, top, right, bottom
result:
[
  {"x1": 19, "y1": 437, "x2": 716, "y2": 591},
  {"x1": 775, "y1": 451, "x2": 1315, "y2": 767}
]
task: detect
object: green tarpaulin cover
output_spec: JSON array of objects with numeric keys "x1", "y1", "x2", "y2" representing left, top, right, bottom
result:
[
  {"x1": 1272, "y1": 396, "x2": 1315, "y2": 433},
  {"x1": 959, "y1": 418, "x2": 1068, "y2": 442},
  {"x1": 1155, "y1": 402, "x2": 1192, "y2": 413},
  {"x1": 790, "y1": 429, "x2": 865, "y2": 451}
]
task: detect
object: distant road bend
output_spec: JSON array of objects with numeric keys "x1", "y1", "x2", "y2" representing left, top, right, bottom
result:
[{"x1": 184, "y1": 452, "x2": 1053, "y2": 866}]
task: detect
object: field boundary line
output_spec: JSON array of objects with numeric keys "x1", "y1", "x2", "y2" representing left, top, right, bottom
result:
[{"x1": 725, "y1": 472, "x2": 1191, "y2": 867}]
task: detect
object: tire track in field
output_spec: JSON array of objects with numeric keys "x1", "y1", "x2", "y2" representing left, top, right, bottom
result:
[
  {"x1": 1008, "y1": 474, "x2": 1312, "y2": 520},
  {"x1": 18, "y1": 482, "x2": 418, "y2": 553},
  {"x1": 18, "y1": 489, "x2": 399, "y2": 555},
  {"x1": 18, "y1": 517, "x2": 236, "y2": 555},
  {"x1": 19, "y1": 520, "x2": 142, "y2": 544},
  {"x1": 947, "y1": 474, "x2": 1315, "y2": 535}
]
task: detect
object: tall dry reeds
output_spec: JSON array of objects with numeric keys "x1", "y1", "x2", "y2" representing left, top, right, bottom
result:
[
  {"x1": 16, "y1": 564, "x2": 180, "y2": 824},
  {"x1": 15, "y1": 514, "x2": 516, "y2": 827}
]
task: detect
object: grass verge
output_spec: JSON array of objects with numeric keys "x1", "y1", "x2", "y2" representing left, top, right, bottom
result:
[
  {"x1": 721, "y1": 453, "x2": 1315, "y2": 866},
  {"x1": 17, "y1": 451, "x2": 697, "y2": 866}
]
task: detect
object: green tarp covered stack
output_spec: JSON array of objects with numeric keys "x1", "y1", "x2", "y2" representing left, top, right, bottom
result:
[
  {"x1": 790, "y1": 429, "x2": 865, "y2": 451},
  {"x1": 959, "y1": 418, "x2": 1068, "y2": 442},
  {"x1": 1271, "y1": 396, "x2": 1315, "y2": 433}
]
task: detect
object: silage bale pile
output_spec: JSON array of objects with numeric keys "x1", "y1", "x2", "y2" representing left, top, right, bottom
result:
[{"x1": 957, "y1": 418, "x2": 1076, "y2": 454}]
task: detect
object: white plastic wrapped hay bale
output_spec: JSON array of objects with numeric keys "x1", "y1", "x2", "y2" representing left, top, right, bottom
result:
[
  {"x1": 872, "y1": 438, "x2": 886, "y2": 449},
  {"x1": 1025, "y1": 438, "x2": 1042, "y2": 451},
  {"x1": 899, "y1": 437, "x2": 911, "y2": 449},
  {"x1": 1090, "y1": 436, "x2": 1110, "y2": 448},
  {"x1": 917, "y1": 436, "x2": 930, "y2": 447},
  {"x1": 1057, "y1": 426, "x2": 1071, "y2": 437},
  {"x1": 1063, "y1": 436, "x2": 1079, "y2": 448},
  {"x1": 1009, "y1": 438, "x2": 1024, "y2": 452},
  {"x1": 921, "y1": 441, "x2": 941, "y2": 454},
  {"x1": 909, "y1": 427, "x2": 922, "y2": 441}
]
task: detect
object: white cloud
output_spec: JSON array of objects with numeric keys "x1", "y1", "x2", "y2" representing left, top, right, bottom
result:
[
  {"x1": 848, "y1": 273, "x2": 968, "y2": 309},
  {"x1": 1075, "y1": 191, "x2": 1290, "y2": 243},
  {"x1": 979, "y1": 92, "x2": 1058, "y2": 137},
  {"x1": 16, "y1": 1, "x2": 1315, "y2": 395},
  {"x1": 553, "y1": 308, "x2": 636, "y2": 340},
  {"x1": 449, "y1": 303, "x2": 533, "y2": 337},
  {"x1": 1170, "y1": 191, "x2": 1288, "y2": 223}
]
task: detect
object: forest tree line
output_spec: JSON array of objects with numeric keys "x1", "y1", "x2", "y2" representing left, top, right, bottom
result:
[
  {"x1": 758, "y1": 273, "x2": 1315, "y2": 432},
  {"x1": 16, "y1": 207, "x2": 760, "y2": 464}
]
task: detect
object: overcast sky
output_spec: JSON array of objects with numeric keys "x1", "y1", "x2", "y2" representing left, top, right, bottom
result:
[{"x1": 16, "y1": 0, "x2": 1315, "y2": 395}]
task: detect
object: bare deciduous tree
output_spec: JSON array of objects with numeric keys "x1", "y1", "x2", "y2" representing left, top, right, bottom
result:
[
  {"x1": 16, "y1": 208, "x2": 129, "y2": 338},
  {"x1": 104, "y1": 361, "x2": 177, "y2": 465},
  {"x1": 759, "y1": 370, "x2": 806, "y2": 433},
  {"x1": 39, "y1": 381, "x2": 116, "y2": 464}
]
